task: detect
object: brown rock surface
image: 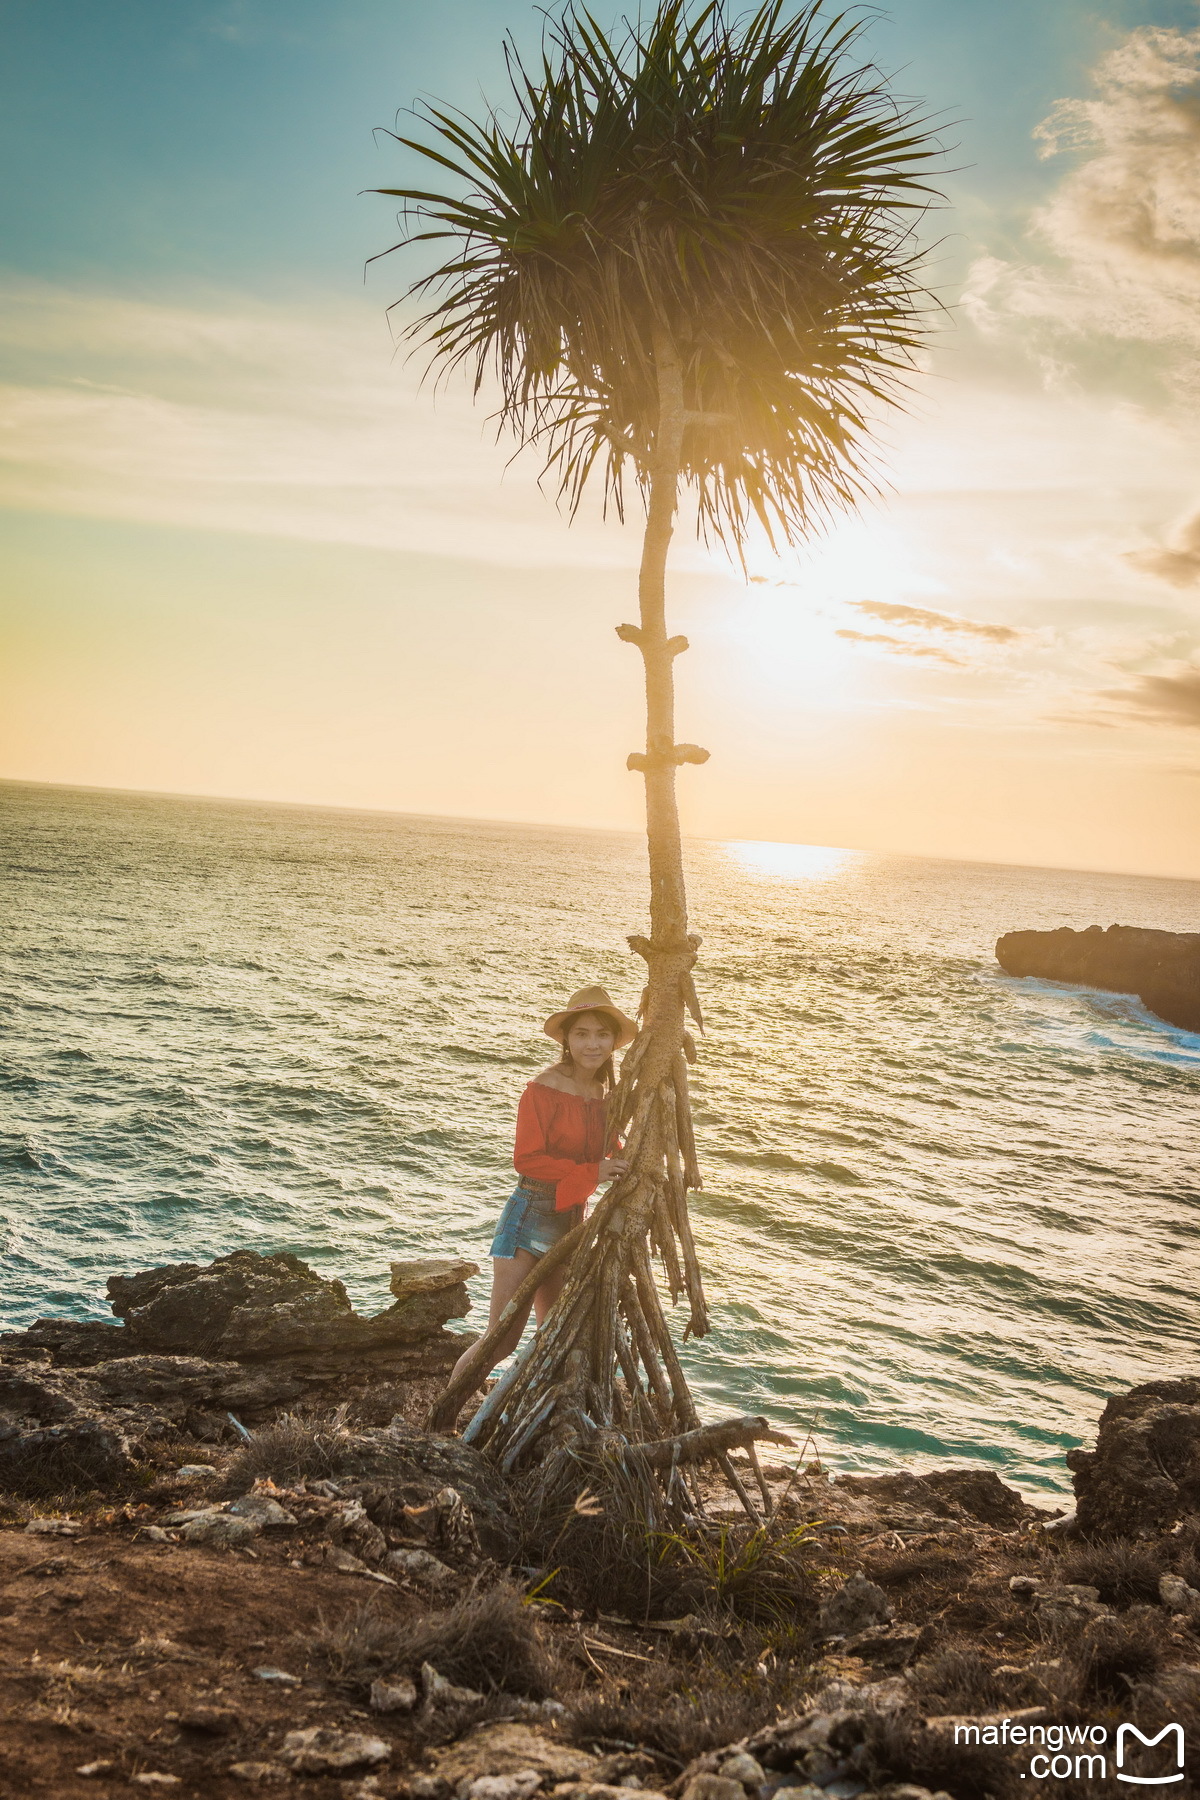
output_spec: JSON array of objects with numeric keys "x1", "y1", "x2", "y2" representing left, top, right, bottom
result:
[
  {"x1": 0, "y1": 1251, "x2": 478, "y2": 1421},
  {"x1": 1067, "y1": 1376, "x2": 1200, "y2": 1536},
  {"x1": 995, "y1": 923, "x2": 1200, "y2": 1032},
  {"x1": 429, "y1": 1724, "x2": 598, "y2": 1784}
]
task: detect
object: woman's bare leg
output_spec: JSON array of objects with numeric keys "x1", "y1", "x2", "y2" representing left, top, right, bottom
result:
[
  {"x1": 448, "y1": 1249, "x2": 568, "y2": 1390},
  {"x1": 448, "y1": 1250, "x2": 537, "y2": 1389},
  {"x1": 533, "y1": 1258, "x2": 568, "y2": 1325}
]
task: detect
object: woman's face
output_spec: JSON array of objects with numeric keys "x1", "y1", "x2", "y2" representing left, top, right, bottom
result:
[{"x1": 565, "y1": 1011, "x2": 616, "y2": 1075}]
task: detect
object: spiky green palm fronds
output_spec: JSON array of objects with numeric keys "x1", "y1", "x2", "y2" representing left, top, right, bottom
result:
[{"x1": 376, "y1": 0, "x2": 943, "y2": 547}]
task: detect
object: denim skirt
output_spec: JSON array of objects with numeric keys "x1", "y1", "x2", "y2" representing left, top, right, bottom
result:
[{"x1": 490, "y1": 1176, "x2": 583, "y2": 1259}]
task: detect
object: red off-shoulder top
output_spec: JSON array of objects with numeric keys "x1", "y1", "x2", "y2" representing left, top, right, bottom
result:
[{"x1": 514, "y1": 1081, "x2": 607, "y2": 1211}]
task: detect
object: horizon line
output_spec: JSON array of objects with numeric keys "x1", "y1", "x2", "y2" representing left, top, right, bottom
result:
[{"x1": 4, "y1": 772, "x2": 1199, "y2": 889}]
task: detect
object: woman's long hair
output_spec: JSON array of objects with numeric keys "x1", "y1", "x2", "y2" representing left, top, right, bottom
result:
[{"x1": 558, "y1": 1009, "x2": 619, "y2": 1094}]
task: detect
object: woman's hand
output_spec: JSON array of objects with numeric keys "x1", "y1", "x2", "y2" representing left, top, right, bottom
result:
[{"x1": 599, "y1": 1157, "x2": 629, "y2": 1183}]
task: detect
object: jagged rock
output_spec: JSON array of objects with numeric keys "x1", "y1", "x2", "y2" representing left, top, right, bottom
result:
[
  {"x1": 180, "y1": 1510, "x2": 260, "y2": 1547},
  {"x1": 87, "y1": 1354, "x2": 248, "y2": 1411},
  {"x1": 430, "y1": 1727, "x2": 598, "y2": 1786},
  {"x1": 819, "y1": 1571, "x2": 894, "y2": 1637},
  {"x1": 832, "y1": 1468, "x2": 1032, "y2": 1529},
  {"x1": 565, "y1": 1786, "x2": 669, "y2": 1800},
  {"x1": 326, "y1": 1544, "x2": 373, "y2": 1575},
  {"x1": 280, "y1": 1727, "x2": 390, "y2": 1774},
  {"x1": 345, "y1": 1423, "x2": 518, "y2": 1561},
  {"x1": 1032, "y1": 1585, "x2": 1110, "y2": 1631},
  {"x1": 717, "y1": 1754, "x2": 765, "y2": 1788},
  {"x1": 0, "y1": 1252, "x2": 477, "y2": 1420},
  {"x1": 1148, "y1": 1664, "x2": 1200, "y2": 1708},
  {"x1": 591, "y1": 1753, "x2": 665, "y2": 1787},
  {"x1": 384, "y1": 1546, "x2": 456, "y2": 1584},
  {"x1": 681, "y1": 1779, "x2": 745, "y2": 1800},
  {"x1": 0, "y1": 1350, "x2": 321, "y2": 1495},
  {"x1": 107, "y1": 1248, "x2": 471, "y2": 1361},
  {"x1": 1066, "y1": 1378, "x2": 1200, "y2": 1536},
  {"x1": 325, "y1": 1498, "x2": 386, "y2": 1563},
  {"x1": 422, "y1": 1661, "x2": 484, "y2": 1706},
  {"x1": 1159, "y1": 1573, "x2": 1200, "y2": 1615},
  {"x1": 0, "y1": 1364, "x2": 147, "y2": 1493},
  {"x1": 843, "y1": 1623, "x2": 923, "y2": 1668},
  {"x1": 852, "y1": 1678, "x2": 914, "y2": 1716},
  {"x1": 462, "y1": 1775, "x2": 543, "y2": 1800},
  {"x1": 228, "y1": 1494, "x2": 297, "y2": 1527},
  {"x1": 995, "y1": 924, "x2": 1200, "y2": 1033},
  {"x1": 0, "y1": 1318, "x2": 127, "y2": 1366},
  {"x1": 391, "y1": 1258, "x2": 478, "y2": 1301},
  {"x1": 370, "y1": 1677, "x2": 418, "y2": 1713}
]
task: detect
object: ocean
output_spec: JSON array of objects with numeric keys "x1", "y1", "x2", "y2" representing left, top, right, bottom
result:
[{"x1": 3, "y1": 779, "x2": 1198, "y2": 1496}]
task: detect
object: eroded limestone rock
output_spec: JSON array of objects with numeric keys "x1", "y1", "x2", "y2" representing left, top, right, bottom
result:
[
  {"x1": 996, "y1": 923, "x2": 1200, "y2": 1033},
  {"x1": 1067, "y1": 1378, "x2": 1200, "y2": 1536}
]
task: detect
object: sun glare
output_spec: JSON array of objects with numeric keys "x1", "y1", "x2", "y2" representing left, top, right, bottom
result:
[
  {"x1": 718, "y1": 514, "x2": 946, "y2": 704},
  {"x1": 721, "y1": 839, "x2": 861, "y2": 882}
]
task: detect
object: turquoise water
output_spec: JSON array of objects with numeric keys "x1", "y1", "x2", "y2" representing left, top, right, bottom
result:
[{"x1": 3, "y1": 779, "x2": 1199, "y2": 1495}]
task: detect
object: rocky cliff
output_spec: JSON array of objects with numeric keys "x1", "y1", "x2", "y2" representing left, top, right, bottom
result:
[
  {"x1": 995, "y1": 923, "x2": 1200, "y2": 1032},
  {"x1": 0, "y1": 1249, "x2": 479, "y2": 1490},
  {"x1": 4, "y1": 1248, "x2": 1200, "y2": 1797}
]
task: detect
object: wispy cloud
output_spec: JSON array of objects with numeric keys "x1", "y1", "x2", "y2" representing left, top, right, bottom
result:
[
  {"x1": 1034, "y1": 29, "x2": 1200, "y2": 312},
  {"x1": 0, "y1": 283, "x2": 644, "y2": 571},
  {"x1": 1125, "y1": 511, "x2": 1200, "y2": 588},
  {"x1": 850, "y1": 599, "x2": 1022, "y2": 642},
  {"x1": 835, "y1": 628, "x2": 966, "y2": 668},
  {"x1": 1101, "y1": 659, "x2": 1200, "y2": 727},
  {"x1": 965, "y1": 25, "x2": 1200, "y2": 380}
]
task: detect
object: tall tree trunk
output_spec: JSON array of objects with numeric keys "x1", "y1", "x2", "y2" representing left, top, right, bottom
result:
[
  {"x1": 425, "y1": 329, "x2": 740, "y2": 1512},
  {"x1": 639, "y1": 326, "x2": 689, "y2": 950}
]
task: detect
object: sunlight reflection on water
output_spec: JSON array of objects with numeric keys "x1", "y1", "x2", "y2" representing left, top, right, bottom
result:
[{"x1": 721, "y1": 839, "x2": 861, "y2": 882}]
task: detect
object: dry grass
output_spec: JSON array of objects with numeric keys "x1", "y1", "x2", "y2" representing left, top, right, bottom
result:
[
  {"x1": 223, "y1": 1412, "x2": 353, "y2": 1493},
  {"x1": 907, "y1": 1647, "x2": 1031, "y2": 1716},
  {"x1": 1055, "y1": 1538, "x2": 1168, "y2": 1608},
  {"x1": 517, "y1": 1450, "x2": 822, "y2": 1623},
  {"x1": 312, "y1": 1582, "x2": 562, "y2": 1700},
  {"x1": 1068, "y1": 1608, "x2": 1168, "y2": 1702},
  {"x1": 861, "y1": 1715, "x2": 1018, "y2": 1800},
  {"x1": 565, "y1": 1647, "x2": 812, "y2": 1767}
]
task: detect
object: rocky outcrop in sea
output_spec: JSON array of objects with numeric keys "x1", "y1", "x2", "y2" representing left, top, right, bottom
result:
[{"x1": 995, "y1": 923, "x2": 1200, "y2": 1032}]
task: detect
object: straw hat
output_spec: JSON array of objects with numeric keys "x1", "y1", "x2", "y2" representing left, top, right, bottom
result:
[{"x1": 543, "y1": 985, "x2": 637, "y2": 1050}]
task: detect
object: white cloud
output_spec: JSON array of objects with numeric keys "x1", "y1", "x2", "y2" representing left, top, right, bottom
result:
[
  {"x1": 965, "y1": 26, "x2": 1200, "y2": 373},
  {"x1": 0, "y1": 283, "x2": 647, "y2": 570},
  {"x1": 1125, "y1": 508, "x2": 1200, "y2": 587}
]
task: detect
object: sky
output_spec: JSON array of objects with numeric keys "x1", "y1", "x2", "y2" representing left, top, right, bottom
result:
[{"x1": 2, "y1": 0, "x2": 1200, "y2": 878}]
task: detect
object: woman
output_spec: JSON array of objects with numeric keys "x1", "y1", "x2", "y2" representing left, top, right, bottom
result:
[{"x1": 449, "y1": 985, "x2": 635, "y2": 1388}]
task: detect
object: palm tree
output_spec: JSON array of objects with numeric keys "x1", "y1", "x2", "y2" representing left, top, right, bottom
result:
[{"x1": 376, "y1": 0, "x2": 941, "y2": 1508}]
